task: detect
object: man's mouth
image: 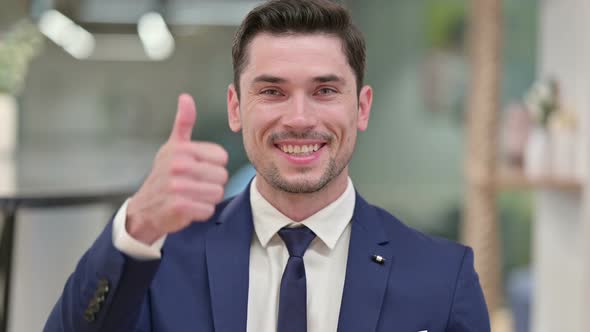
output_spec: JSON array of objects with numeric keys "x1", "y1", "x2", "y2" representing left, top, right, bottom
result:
[{"x1": 275, "y1": 143, "x2": 326, "y2": 156}]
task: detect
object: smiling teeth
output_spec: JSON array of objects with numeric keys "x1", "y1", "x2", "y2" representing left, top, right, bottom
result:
[{"x1": 281, "y1": 144, "x2": 320, "y2": 154}]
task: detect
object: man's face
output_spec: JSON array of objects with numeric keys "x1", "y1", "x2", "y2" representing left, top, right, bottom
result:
[{"x1": 227, "y1": 33, "x2": 372, "y2": 194}]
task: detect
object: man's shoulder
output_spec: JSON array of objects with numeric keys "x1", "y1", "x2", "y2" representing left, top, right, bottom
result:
[{"x1": 365, "y1": 201, "x2": 470, "y2": 265}]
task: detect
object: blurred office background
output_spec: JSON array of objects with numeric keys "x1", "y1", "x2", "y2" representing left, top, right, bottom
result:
[{"x1": 2, "y1": 0, "x2": 589, "y2": 331}]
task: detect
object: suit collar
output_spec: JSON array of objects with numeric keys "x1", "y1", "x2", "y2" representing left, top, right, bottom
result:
[
  {"x1": 337, "y1": 192, "x2": 394, "y2": 332},
  {"x1": 249, "y1": 176, "x2": 356, "y2": 249},
  {"x1": 206, "y1": 187, "x2": 253, "y2": 332}
]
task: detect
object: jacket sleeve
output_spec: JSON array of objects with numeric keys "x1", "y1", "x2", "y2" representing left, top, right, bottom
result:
[
  {"x1": 43, "y1": 220, "x2": 160, "y2": 332},
  {"x1": 445, "y1": 247, "x2": 491, "y2": 332}
]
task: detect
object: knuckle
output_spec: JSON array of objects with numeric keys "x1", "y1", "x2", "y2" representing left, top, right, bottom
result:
[
  {"x1": 220, "y1": 168, "x2": 229, "y2": 183},
  {"x1": 192, "y1": 204, "x2": 215, "y2": 222},
  {"x1": 169, "y1": 160, "x2": 189, "y2": 175},
  {"x1": 213, "y1": 185, "x2": 224, "y2": 201},
  {"x1": 169, "y1": 199, "x2": 187, "y2": 217},
  {"x1": 203, "y1": 204, "x2": 216, "y2": 219},
  {"x1": 166, "y1": 179, "x2": 182, "y2": 194},
  {"x1": 218, "y1": 147, "x2": 229, "y2": 164}
]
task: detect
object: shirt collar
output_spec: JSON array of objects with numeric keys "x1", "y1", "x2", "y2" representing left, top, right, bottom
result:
[{"x1": 249, "y1": 176, "x2": 355, "y2": 250}]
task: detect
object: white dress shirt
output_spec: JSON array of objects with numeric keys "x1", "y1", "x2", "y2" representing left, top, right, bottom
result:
[{"x1": 112, "y1": 176, "x2": 355, "y2": 332}]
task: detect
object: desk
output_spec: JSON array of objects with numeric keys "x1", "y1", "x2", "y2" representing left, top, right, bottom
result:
[{"x1": 0, "y1": 190, "x2": 133, "y2": 332}]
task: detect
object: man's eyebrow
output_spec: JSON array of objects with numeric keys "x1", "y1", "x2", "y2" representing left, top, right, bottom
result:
[
  {"x1": 312, "y1": 74, "x2": 345, "y2": 83},
  {"x1": 252, "y1": 75, "x2": 288, "y2": 84}
]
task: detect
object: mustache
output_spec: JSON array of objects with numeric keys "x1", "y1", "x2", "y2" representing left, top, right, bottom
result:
[{"x1": 269, "y1": 130, "x2": 333, "y2": 143}]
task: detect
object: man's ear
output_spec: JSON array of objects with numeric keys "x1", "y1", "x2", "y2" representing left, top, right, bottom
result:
[
  {"x1": 227, "y1": 84, "x2": 242, "y2": 132},
  {"x1": 357, "y1": 85, "x2": 373, "y2": 131}
]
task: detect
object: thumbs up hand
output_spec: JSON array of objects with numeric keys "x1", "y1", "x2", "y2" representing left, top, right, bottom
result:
[{"x1": 126, "y1": 94, "x2": 229, "y2": 245}]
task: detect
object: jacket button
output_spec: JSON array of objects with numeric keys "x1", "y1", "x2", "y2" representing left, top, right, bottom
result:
[
  {"x1": 98, "y1": 286, "x2": 109, "y2": 295},
  {"x1": 88, "y1": 301, "x2": 101, "y2": 313},
  {"x1": 97, "y1": 279, "x2": 110, "y2": 294},
  {"x1": 84, "y1": 310, "x2": 96, "y2": 322},
  {"x1": 92, "y1": 295, "x2": 105, "y2": 305}
]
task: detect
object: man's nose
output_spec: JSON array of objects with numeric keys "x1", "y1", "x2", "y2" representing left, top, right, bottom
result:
[{"x1": 281, "y1": 93, "x2": 318, "y2": 130}]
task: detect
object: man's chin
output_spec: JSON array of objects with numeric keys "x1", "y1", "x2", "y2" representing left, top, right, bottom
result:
[
  {"x1": 257, "y1": 157, "x2": 344, "y2": 194},
  {"x1": 268, "y1": 175, "x2": 326, "y2": 194}
]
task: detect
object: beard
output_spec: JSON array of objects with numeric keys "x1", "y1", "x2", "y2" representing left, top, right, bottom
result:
[
  {"x1": 244, "y1": 129, "x2": 355, "y2": 194},
  {"x1": 260, "y1": 156, "x2": 344, "y2": 193}
]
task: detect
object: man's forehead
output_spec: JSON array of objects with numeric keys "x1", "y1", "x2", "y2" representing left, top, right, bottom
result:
[
  {"x1": 241, "y1": 33, "x2": 353, "y2": 81},
  {"x1": 247, "y1": 32, "x2": 345, "y2": 55}
]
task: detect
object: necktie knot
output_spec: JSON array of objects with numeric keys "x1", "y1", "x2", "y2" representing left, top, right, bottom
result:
[{"x1": 278, "y1": 226, "x2": 316, "y2": 258}]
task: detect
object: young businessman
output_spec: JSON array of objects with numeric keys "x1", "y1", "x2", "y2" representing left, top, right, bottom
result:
[{"x1": 45, "y1": 0, "x2": 490, "y2": 331}]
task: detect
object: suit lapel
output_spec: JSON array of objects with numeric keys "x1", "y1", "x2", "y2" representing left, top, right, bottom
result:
[
  {"x1": 206, "y1": 188, "x2": 253, "y2": 332},
  {"x1": 337, "y1": 193, "x2": 394, "y2": 332}
]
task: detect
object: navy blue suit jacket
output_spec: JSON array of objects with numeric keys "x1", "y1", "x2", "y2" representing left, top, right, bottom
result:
[{"x1": 45, "y1": 186, "x2": 490, "y2": 331}]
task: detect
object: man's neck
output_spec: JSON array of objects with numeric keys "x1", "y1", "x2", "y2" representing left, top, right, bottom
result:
[{"x1": 255, "y1": 171, "x2": 350, "y2": 222}]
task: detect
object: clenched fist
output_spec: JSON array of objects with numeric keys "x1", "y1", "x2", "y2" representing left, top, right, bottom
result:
[{"x1": 126, "y1": 94, "x2": 229, "y2": 245}]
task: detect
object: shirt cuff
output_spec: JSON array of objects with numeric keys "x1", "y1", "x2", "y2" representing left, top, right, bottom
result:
[{"x1": 112, "y1": 198, "x2": 166, "y2": 260}]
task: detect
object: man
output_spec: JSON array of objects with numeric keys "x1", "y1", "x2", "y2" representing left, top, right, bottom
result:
[{"x1": 45, "y1": 0, "x2": 490, "y2": 331}]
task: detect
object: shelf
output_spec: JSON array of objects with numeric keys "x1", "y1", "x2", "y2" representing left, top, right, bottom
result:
[{"x1": 496, "y1": 167, "x2": 583, "y2": 192}]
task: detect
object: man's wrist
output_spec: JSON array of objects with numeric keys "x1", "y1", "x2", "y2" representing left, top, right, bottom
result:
[
  {"x1": 126, "y1": 204, "x2": 164, "y2": 246},
  {"x1": 113, "y1": 199, "x2": 165, "y2": 260}
]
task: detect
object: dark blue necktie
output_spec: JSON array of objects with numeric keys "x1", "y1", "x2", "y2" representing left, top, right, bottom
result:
[{"x1": 277, "y1": 226, "x2": 316, "y2": 332}]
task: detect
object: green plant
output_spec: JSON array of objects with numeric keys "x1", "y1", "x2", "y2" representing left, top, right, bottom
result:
[
  {"x1": 0, "y1": 19, "x2": 44, "y2": 95},
  {"x1": 524, "y1": 78, "x2": 559, "y2": 128},
  {"x1": 425, "y1": 0, "x2": 467, "y2": 51}
]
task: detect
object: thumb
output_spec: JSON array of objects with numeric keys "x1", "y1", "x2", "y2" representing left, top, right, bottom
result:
[{"x1": 170, "y1": 93, "x2": 197, "y2": 141}]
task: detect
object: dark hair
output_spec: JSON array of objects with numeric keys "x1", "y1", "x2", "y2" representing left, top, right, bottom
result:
[{"x1": 231, "y1": 0, "x2": 366, "y2": 97}]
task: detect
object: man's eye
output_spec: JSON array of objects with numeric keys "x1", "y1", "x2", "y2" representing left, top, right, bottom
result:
[
  {"x1": 317, "y1": 87, "x2": 337, "y2": 95},
  {"x1": 261, "y1": 89, "x2": 282, "y2": 96}
]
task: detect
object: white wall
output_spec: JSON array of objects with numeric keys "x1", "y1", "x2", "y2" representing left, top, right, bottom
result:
[{"x1": 533, "y1": 0, "x2": 590, "y2": 330}]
